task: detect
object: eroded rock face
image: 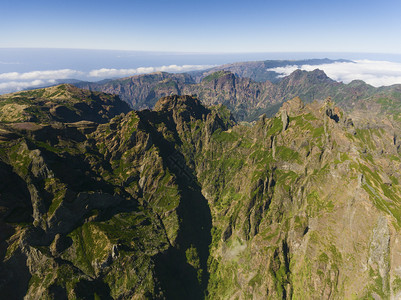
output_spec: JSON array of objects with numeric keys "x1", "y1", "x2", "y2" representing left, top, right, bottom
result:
[
  {"x1": 369, "y1": 216, "x2": 390, "y2": 286},
  {"x1": 75, "y1": 68, "x2": 401, "y2": 123},
  {"x1": 2, "y1": 89, "x2": 401, "y2": 299}
]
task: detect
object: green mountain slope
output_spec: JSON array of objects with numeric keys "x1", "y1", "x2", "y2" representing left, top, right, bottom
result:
[
  {"x1": 2, "y1": 86, "x2": 401, "y2": 299},
  {"x1": 0, "y1": 84, "x2": 130, "y2": 124}
]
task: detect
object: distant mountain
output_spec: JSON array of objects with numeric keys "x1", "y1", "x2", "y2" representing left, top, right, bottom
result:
[
  {"x1": 74, "y1": 68, "x2": 401, "y2": 122},
  {"x1": 75, "y1": 72, "x2": 196, "y2": 110},
  {"x1": 189, "y1": 58, "x2": 350, "y2": 83},
  {"x1": 18, "y1": 58, "x2": 348, "y2": 96}
]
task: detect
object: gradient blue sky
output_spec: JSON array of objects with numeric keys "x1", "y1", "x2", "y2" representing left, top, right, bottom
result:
[{"x1": 1, "y1": 0, "x2": 401, "y2": 53}]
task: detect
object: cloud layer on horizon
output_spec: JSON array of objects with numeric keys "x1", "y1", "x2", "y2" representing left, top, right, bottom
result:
[
  {"x1": 0, "y1": 69, "x2": 84, "y2": 81},
  {"x1": 267, "y1": 60, "x2": 401, "y2": 87},
  {"x1": 88, "y1": 64, "x2": 216, "y2": 78},
  {"x1": 0, "y1": 80, "x2": 49, "y2": 92},
  {"x1": 2, "y1": 60, "x2": 401, "y2": 94},
  {"x1": 0, "y1": 64, "x2": 215, "y2": 94}
]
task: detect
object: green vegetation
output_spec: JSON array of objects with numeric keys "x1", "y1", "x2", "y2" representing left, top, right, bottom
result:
[
  {"x1": 66, "y1": 223, "x2": 111, "y2": 275},
  {"x1": 366, "y1": 267, "x2": 389, "y2": 299},
  {"x1": 155, "y1": 79, "x2": 178, "y2": 89},
  {"x1": 312, "y1": 126, "x2": 325, "y2": 138},
  {"x1": 266, "y1": 117, "x2": 283, "y2": 136},
  {"x1": 355, "y1": 128, "x2": 376, "y2": 150},
  {"x1": 276, "y1": 146, "x2": 301, "y2": 163},
  {"x1": 211, "y1": 129, "x2": 239, "y2": 143},
  {"x1": 202, "y1": 71, "x2": 229, "y2": 83},
  {"x1": 392, "y1": 276, "x2": 401, "y2": 293},
  {"x1": 7, "y1": 142, "x2": 32, "y2": 176},
  {"x1": 4, "y1": 88, "x2": 401, "y2": 299},
  {"x1": 186, "y1": 245, "x2": 202, "y2": 282}
]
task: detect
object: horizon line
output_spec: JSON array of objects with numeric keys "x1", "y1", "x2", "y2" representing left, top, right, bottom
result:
[{"x1": 1, "y1": 47, "x2": 401, "y2": 56}]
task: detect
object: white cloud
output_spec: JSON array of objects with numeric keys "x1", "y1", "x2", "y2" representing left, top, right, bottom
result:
[
  {"x1": 0, "y1": 69, "x2": 84, "y2": 81},
  {"x1": 0, "y1": 80, "x2": 46, "y2": 93},
  {"x1": 269, "y1": 65, "x2": 300, "y2": 77},
  {"x1": 88, "y1": 67, "x2": 153, "y2": 78},
  {"x1": 88, "y1": 64, "x2": 215, "y2": 77},
  {"x1": 3, "y1": 60, "x2": 400, "y2": 95},
  {"x1": 0, "y1": 64, "x2": 215, "y2": 94},
  {"x1": 267, "y1": 60, "x2": 401, "y2": 87}
]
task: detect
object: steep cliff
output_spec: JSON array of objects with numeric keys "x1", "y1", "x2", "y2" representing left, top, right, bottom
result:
[
  {"x1": 2, "y1": 86, "x2": 401, "y2": 299},
  {"x1": 75, "y1": 69, "x2": 401, "y2": 123}
]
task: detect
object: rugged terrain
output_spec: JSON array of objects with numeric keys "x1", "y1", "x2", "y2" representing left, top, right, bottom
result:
[
  {"x1": 2, "y1": 84, "x2": 401, "y2": 299},
  {"x1": 188, "y1": 58, "x2": 350, "y2": 83},
  {"x1": 75, "y1": 69, "x2": 401, "y2": 123}
]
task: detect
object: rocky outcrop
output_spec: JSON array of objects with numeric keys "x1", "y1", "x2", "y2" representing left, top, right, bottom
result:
[
  {"x1": 189, "y1": 58, "x2": 349, "y2": 83},
  {"x1": 0, "y1": 84, "x2": 131, "y2": 124},
  {"x1": 76, "y1": 72, "x2": 195, "y2": 109},
  {"x1": 2, "y1": 89, "x2": 401, "y2": 299},
  {"x1": 74, "y1": 69, "x2": 401, "y2": 123}
]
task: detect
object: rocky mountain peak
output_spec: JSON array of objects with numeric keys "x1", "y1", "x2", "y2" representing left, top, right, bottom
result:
[
  {"x1": 323, "y1": 96, "x2": 343, "y2": 122},
  {"x1": 310, "y1": 68, "x2": 330, "y2": 79},
  {"x1": 201, "y1": 70, "x2": 235, "y2": 84},
  {"x1": 285, "y1": 68, "x2": 333, "y2": 84},
  {"x1": 279, "y1": 96, "x2": 305, "y2": 116},
  {"x1": 3, "y1": 85, "x2": 401, "y2": 299},
  {"x1": 154, "y1": 94, "x2": 209, "y2": 120},
  {"x1": 277, "y1": 96, "x2": 305, "y2": 130}
]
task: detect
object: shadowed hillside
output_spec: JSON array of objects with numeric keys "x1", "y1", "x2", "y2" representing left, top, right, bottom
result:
[{"x1": 2, "y1": 86, "x2": 401, "y2": 298}]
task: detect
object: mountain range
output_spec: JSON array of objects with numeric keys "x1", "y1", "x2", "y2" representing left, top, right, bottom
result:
[
  {"x1": 188, "y1": 58, "x2": 351, "y2": 83},
  {"x1": 75, "y1": 67, "x2": 401, "y2": 123},
  {"x1": 1, "y1": 62, "x2": 401, "y2": 299}
]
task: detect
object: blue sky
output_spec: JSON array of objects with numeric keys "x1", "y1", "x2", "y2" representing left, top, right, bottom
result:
[
  {"x1": 2, "y1": 0, "x2": 401, "y2": 93},
  {"x1": 1, "y1": 0, "x2": 401, "y2": 53}
]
